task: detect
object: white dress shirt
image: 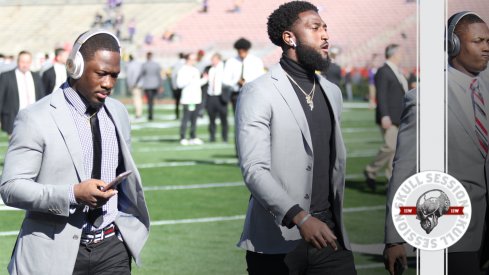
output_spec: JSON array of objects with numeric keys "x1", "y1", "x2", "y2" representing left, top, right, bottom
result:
[
  {"x1": 15, "y1": 69, "x2": 36, "y2": 110},
  {"x1": 224, "y1": 53, "x2": 265, "y2": 92},
  {"x1": 207, "y1": 61, "x2": 225, "y2": 96}
]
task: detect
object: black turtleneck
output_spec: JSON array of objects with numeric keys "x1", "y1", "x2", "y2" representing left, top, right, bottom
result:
[{"x1": 279, "y1": 55, "x2": 336, "y2": 228}]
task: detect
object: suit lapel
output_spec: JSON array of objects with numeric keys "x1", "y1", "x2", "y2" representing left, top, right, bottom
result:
[
  {"x1": 447, "y1": 87, "x2": 480, "y2": 150},
  {"x1": 271, "y1": 65, "x2": 312, "y2": 150},
  {"x1": 49, "y1": 88, "x2": 87, "y2": 180}
]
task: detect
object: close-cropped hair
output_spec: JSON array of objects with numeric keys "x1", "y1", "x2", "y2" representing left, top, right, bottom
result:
[
  {"x1": 79, "y1": 33, "x2": 120, "y2": 62},
  {"x1": 54, "y1": 48, "x2": 65, "y2": 57},
  {"x1": 453, "y1": 13, "x2": 485, "y2": 37},
  {"x1": 385, "y1": 44, "x2": 400, "y2": 59},
  {"x1": 267, "y1": 1, "x2": 318, "y2": 47}
]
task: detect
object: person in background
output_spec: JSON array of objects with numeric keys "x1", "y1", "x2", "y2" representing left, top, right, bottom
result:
[
  {"x1": 0, "y1": 50, "x2": 45, "y2": 136},
  {"x1": 125, "y1": 54, "x2": 144, "y2": 120},
  {"x1": 363, "y1": 44, "x2": 407, "y2": 191},
  {"x1": 139, "y1": 51, "x2": 163, "y2": 121},
  {"x1": 205, "y1": 53, "x2": 228, "y2": 143},
  {"x1": 42, "y1": 48, "x2": 68, "y2": 94},
  {"x1": 224, "y1": 37, "x2": 265, "y2": 113},
  {"x1": 177, "y1": 53, "x2": 207, "y2": 145}
]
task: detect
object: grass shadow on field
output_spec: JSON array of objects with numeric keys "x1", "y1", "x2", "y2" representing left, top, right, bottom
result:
[{"x1": 345, "y1": 179, "x2": 389, "y2": 196}]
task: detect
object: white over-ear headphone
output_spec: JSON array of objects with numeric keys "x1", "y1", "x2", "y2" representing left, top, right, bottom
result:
[{"x1": 66, "y1": 29, "x2": 121, "y2": 79}]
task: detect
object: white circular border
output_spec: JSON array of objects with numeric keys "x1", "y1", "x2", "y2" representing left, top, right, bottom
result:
[{"x1": 392, "y1": 171, "x2": 472, "y2": 251}]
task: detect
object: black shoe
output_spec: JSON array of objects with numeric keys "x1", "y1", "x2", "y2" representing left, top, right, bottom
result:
[{"x1": 364, "y1": 170, "x2": 376, "y2": 192}]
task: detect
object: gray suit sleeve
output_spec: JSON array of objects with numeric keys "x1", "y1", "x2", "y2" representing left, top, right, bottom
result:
[
  {"x1": 236, "y1": 82, "x2": 297, "y2": 225},
  {"x1": 0, "y1": 109, "x2": 71, "y2": 216},
  {"x1": 384, "y1": 89, "x2": 417, "y2": 244}
]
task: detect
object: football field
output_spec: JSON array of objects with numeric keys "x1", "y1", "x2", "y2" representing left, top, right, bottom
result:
[{"x1": 0, "y1": 102, "x2": 416, "y2": 275}]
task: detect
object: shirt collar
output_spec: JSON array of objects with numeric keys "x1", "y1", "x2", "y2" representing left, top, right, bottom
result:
[
  {"x1": 63, "y1": 83, "x2": 92, "y2": 115},
  {"x1": 448, "y1": 65, "x2": 477, "y2": 93}
]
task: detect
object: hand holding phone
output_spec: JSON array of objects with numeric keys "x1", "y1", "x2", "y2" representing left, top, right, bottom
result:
[{"x1": 101, "y1": 171, "x2": 132, "y2": 191}]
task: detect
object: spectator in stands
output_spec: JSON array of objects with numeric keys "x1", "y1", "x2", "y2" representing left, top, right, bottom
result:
[
  {"x1": 224, "y1": 37, "x2": 265, "y2": 113},
  {"x1": 125, "y1": 54, "x2": 144, "y2": 120},
  {"x1": 0, "y1": 50, "x2": 45, "y2": 136},
  {"x1": 138, "y1": 51, "x2": 163, "y2": 121},
  {"x1": 228, "y1": 0, "x2": 244, "y2": 13},
  {"x1": 364, "y1": 44, "x2": 407, "y2": 191},
  {"x1": 205, "y1": 53, "x2": 228, "y2": 143},
  {"x1": 177, "y1": 53, "x2": 207, "y2": 145},
  {"x1": 42, "y1": 48, "x2": 68, "y2": 94},
  {"x1": 236, "y1": 2, "x2": 356, "y2": 274},
  {"x1": 171, "y1": 52, "x2": 186, "y2": 119},
  {"x1": 199, "y1": 0, "x2": 209, "y2": 13}
]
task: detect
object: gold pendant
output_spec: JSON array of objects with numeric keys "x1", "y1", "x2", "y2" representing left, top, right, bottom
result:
[{"x1": 306, "y1": 95, "x2": 314, "y2": 110}]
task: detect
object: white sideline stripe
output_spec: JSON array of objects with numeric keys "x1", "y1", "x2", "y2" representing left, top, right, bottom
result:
[
  {"x1": 0, "y1": 205, "x2": 385, "y2": 237},
  {"x1": 144, "y1": 182, "x2": 243, "y2": 191}
]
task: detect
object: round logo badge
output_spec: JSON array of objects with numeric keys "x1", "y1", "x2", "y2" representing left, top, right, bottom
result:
[{"x1": 392, "y1": 171, "x2": 471, "y2": 250}]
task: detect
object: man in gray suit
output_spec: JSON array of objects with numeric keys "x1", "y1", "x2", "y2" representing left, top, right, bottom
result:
[
  {"x1": 384, "y1": 12, "x2": 489, "y2": 275},
  {"x1": 139, "y1": 51, "x2": 163, "y2": 121},
  {"x1": 0, "y1": 30, "x2": 150, "y2": 274},
  {"x1": 236, "y1": 1, "x2": 356, "y2": 274}
]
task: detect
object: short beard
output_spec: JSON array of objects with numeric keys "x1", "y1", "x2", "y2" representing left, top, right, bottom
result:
[{"x1": 296, "y1": 41, "x2": 330, "y2": 73}]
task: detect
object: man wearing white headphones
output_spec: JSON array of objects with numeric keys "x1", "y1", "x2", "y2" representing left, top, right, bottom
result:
[
  {"x1": 384, "y1": 12, "x2": 489, "y2": 275},
  {"x1": 0, "y1": 29, "x2": 149, "y2": 274}
]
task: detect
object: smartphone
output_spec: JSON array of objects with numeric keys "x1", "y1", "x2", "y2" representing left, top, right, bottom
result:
[{"x1": 102, "y1": 171, "x2": 132, "y2": 191}]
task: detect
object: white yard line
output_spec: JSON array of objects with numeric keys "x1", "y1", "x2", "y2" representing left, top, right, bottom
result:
[{"x1": 0, "y1": 205, "x2": 385, "y2": 236}]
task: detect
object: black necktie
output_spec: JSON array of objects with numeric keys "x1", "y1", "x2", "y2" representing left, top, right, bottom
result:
[{"x1": 87, "y1": 106, "x2": 104, "y2": 228}]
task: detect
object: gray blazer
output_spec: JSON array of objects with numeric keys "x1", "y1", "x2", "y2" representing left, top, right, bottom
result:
[
  {"x1": 235, "y1": 64, "x2": 350, "y2": 254},
  {"x1": 0, "y1": 86, "x2": 150, "y2": 274},
  {"x1": 139, "y1": 60, "x2": 162, "y2": 90},
  {"x1": 385, "y1": 70, "x2": 489, "y2": 252}
]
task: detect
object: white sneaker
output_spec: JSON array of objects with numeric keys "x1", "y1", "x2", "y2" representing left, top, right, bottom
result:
[
  {"x1": 180, "y1": 139, "x2": 189, "y2": 146},
  {"x1": 190, "y1": 138, "x2": 204, "y2": 145}
]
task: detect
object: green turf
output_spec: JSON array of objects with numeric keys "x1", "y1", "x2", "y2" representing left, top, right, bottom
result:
[{"x1": 0, "y1": 102, "x2": 414, "y2": 274}]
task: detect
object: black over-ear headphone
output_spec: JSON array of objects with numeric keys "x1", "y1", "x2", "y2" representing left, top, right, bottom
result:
[
  {"x1": 66, "y1": 29, "x2": 121, "y2": 79},
  {"x1": 447, "y1": 11, "x2": 480, "y2": 57}
]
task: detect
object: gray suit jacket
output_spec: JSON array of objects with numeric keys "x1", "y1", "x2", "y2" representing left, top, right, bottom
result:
[
  {"x1": 0, "y1": 86, "x2": 150, "y2": 274},
  {"x1": 139, "y1": 60, "x2": 162, "y2": 90},
  {"x1": 385, "y1": 69, "x2": 489, "y2": 252},
  {"x1": 236, "y1": 64, "x2": 350, "y2": 254}
]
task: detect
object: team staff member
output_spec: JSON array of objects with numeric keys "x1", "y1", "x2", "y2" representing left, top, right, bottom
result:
[{"x1": 0, "y1": 29, "x2": 150, "y2": 275}]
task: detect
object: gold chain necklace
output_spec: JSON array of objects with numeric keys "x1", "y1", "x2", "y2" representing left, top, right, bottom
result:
[{"x1": 285, "y1": 72, "x2": 316, "y2": 111}]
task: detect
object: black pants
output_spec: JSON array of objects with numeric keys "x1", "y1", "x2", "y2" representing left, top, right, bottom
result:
[
  {"x1": 73, "y1": 235, "x2": 131, "y2": 275},
  {"x1": 447, "y1": 251, "x2": 482, "y2": 275},
  {"x1": 231, "y1": 91, "x2": 239, "y2": 114},
  {"x1": 206, "y1": 95, "x2": 228, "y2": 142},
  {"x1": 180, "y1": 104, "x2": 199, "y2": 139},
  {"x1": 246, "y1": 240, "x2": 356, "y2": 275},
  {"x1": 144, "y1": 89, "x2": 157, "y2": 120},
  {"x1": 173, "y1": 88, "x2": 182, "y2": 119}
]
